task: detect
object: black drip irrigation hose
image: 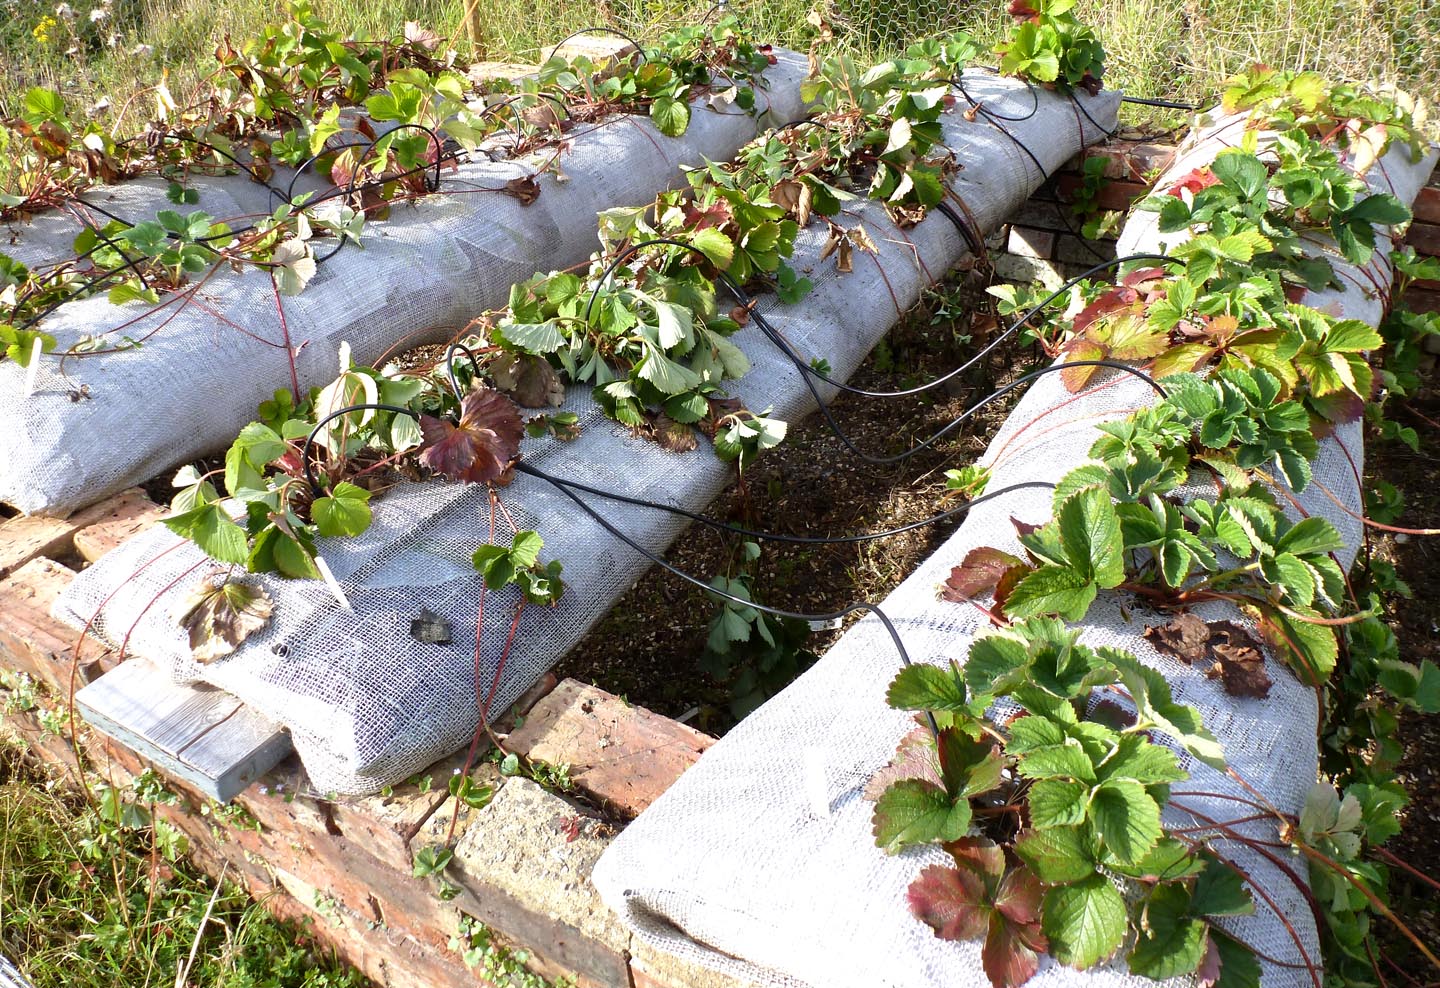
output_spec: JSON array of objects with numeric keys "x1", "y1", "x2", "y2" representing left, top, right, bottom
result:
[
  {"x1": 516, "y1": 456, "x2": 929, "y2": 721},
  {"x1": 547, "y1": 27, "x2": 648, "y2": 64},
  {"x1": 444, "y1": 341, "x2": 486, "y2": 402},
  {"x1": 515, "y1": 460, "x2": 1057, "y2": 545},
  {"x1": 301, "y1": 402, "x2": 421, "y2": 498}
]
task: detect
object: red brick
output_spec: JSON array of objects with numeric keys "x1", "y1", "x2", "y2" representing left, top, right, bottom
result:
[
  {"x1": 1054, "y1": 174, "x2": 1151, "y2": 212},
  {"x1": 507, "y1": 679, "x2": 714, "y2": 819},
  {"x1": 1401, "y1": 287, "x2": 1440, "y2": 314},
  {"x1": 1405, "y1": 221, "x2": 1440, "y2": 258}
]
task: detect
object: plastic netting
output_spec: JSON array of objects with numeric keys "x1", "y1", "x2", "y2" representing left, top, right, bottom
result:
[
  {"x1": 588, "y1": 114, "x2": 1437, "y2": 987},
  {"x1": 55, "y1": 72, "x2": 1119, "y2": 796},
  {"x1": 0, "y1": 52, "x2": 810, "y2": 517}
]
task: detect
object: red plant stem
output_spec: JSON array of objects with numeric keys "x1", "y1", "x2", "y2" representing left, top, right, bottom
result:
[
  {"x1": 1167, "y1": 824, "x2": 1322, "y2": 985},
  {"x1": 1168, "y1": 797, "x2": 1327, "y2": 949},
  {"x1": 1372, "y1": 845, "x2": 1440, "y2": 893},
  {"x1": 1293, "y1": 841, "x2": 1440, "y2": 971},
  {"x1": 447, "y1": 491, "x2": 498, "y2": 843},
  {"x1": 66, "y1": 541, "x2": 186, "y2": 801},
  {"x1": 270, "y1": 274, "x2": 301, "y2": 400},
  {"x1": 1167, "y1": 812, "x2": 1273, "y2": 833},
  {"x1": 1309, "y1": 474, "x2": 1440, "y2": 536},
  {"x1": 117, "y1": 560, "x2": 210, "y2": 663},
  {"x1": 1369, "y1": 937, "x2": 1393, "y2": 988}
]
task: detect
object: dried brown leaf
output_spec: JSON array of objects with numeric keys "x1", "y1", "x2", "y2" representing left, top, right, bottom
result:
[
  {"x1": 1144, "y1": 614, "x2": 1272, "y2": 698},
  {"x1": 490, "y1": 352, "x2": 564, "y2": 407}
]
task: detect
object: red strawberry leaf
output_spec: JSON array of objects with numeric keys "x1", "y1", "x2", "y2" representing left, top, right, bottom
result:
[
  {"x1": 419, "y1": 388, "x2": 523, "y2": 486},
  {"x1": 1167, "y1": 168, "x2": 1220, "y2": 198},
  {"x1": 943, "y1": 547, "x2": 1028, "y2": 603},
  {"x1": 910, "y1": 843, "x2": 1048, "y2": 988},
  {"x1": 909, "y1": 863, "x2": 991, "y2": 941}
]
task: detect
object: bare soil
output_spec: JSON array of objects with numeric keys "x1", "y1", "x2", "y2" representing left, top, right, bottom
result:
[{"x1": 558, "y1": 271, "x2": 1440, "y2": 958}]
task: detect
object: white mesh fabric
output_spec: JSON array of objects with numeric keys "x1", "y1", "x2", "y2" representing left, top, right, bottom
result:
[
  {"x1": 0, "y1": 51, "x2": 811, "y2": 517},
  {"x1": 55, "y1": 72, "x2": 1120, "y2": 798},
  {"x1": 587, "y1": 115, "x2": 1437, "y2": 986}
]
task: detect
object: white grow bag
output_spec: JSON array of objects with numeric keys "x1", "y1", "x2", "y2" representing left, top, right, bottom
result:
[
  {"x1": 0, "y1": 51, "x2": 811, "y2": 517},
  {"x1": 588, "y1": 115, "x2": 1436, "y2": 986},
  {"x1": 55, "y1": 72, "x2": 1120, "y2": 796}
]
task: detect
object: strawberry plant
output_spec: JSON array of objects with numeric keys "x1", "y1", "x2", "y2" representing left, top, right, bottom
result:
[
  {"x1": 885, "y1": 66, "x2": 1440, "y2": 988},
  {"x1": 995, "y1": 0, "x2": 1105, "y2": 95}
]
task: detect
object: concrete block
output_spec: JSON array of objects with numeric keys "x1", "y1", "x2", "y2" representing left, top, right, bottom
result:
[
  {"x1": 993, "y1": 253, "x2": 1066, "y2": 290},
  {"x1": 1055, "y1": 234, "x2": 1116, "y2": 266},
  {"x1": 448, "y1": 778, "x2": 632, "y2": 988},
  {"x1": 1007, "y1": 227, "x2": 1056, "y2": 260}
]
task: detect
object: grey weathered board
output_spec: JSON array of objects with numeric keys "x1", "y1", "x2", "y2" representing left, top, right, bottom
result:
[
  {"x1": 76, "y1": 658, "x2": 293, "y2": 801},
  {"x1": 1, "y1": 955, "x2": 34, "y2": 988}
]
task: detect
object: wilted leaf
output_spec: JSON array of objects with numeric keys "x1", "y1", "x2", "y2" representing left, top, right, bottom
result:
[
  {"x1": 648, "y1": 412, "x2": 698, "y2": 452},
  {"x1": 1144, "y1": 614, "x2": 1272, "y2": 698},
  {"x1": 504, "y1": 176, "x2": 541, "y2": 205},
  {"x1": 490, "y1": 352, "x2": 564, "y2": 407},
  {"x1": 174, "y1": 577, "x2": 273, "y2": 664},
  {"x1": 419, "y1": 388, "x2": 523, "y2": 485},
  {"x1": 271, "y1": 239, "x2": 317, "y2": 296}
]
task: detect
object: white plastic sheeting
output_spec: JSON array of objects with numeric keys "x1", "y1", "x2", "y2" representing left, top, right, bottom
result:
[
  {"x1": 0, "y1": 51, "x2": 810, "y2": 517},
  {"x1": 589, "y1": 114, "x2": 1436, "y2": 986},
  {"x1": 55, "y1": 72, "x2": 1120, "y2": 797}
]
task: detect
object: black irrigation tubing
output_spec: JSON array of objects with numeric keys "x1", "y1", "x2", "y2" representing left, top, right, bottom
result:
[
  {"x1": 515, "y1": 459, "x2": 1057, "y2": 546},
  {"x1": 795, "y1": 357, "x2": 1169, "y2": 467},
  {"x1": 301, "y1": 402, "x2": 421, "y2": 498},
  {"x1": 547, "y1": 27, "x2": 648, "y2": 64},
  {"x1": 1122, "y1": 95, "x2": 1203, "y2": 111},
  {"x1": 444, "y1": 340, "x2": 486, "y2": 402},
  {"x1": 757, "y1": 251, "x2": 1179, "y2": 399}
]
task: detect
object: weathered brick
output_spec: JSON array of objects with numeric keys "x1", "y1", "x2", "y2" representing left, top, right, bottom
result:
[
  {"x1": 507, "y1": 679, "x2": 714, "y2": 819},
  {"x1": 72, "y1": 490, "x2": 167, "y2": 563},
  {"x1": 448, "y1": 778, "x2": 632, "y2": 988},
  {"x1": 1401, "y1": 287, "x2": 1440, "y2": 314},
  {"x1": 0, "y1": 557, "x2": 112, "y2": 693},
  {"x1": 1054, "y1": 175, "x2": 1150, "y2": 212},
  {"x1": 1406, "y1": 221, "x2": 1440, "y2": 258}
]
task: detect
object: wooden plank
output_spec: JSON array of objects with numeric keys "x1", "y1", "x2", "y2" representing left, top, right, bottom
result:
[
  {"x1": 76, "y1": 658, "x2": 292, "y2": 802},
  {"x1": 1, "y1": 954, "x2": 35, "y2": 988},
  {"x1": 0, "y1": 515, "x2": 76, "y2": 578},
  {"x1": 0, "y1": 487, "x2": 162, "y2": 577}
]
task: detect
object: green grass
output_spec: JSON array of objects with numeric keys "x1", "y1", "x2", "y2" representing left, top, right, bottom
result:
[
  {"x1": 0, "y1": 734, "x2": 367, "y2": 988},
  {"x1": 2, "y1": 0, "x2": 1437, "y2": 136}
]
